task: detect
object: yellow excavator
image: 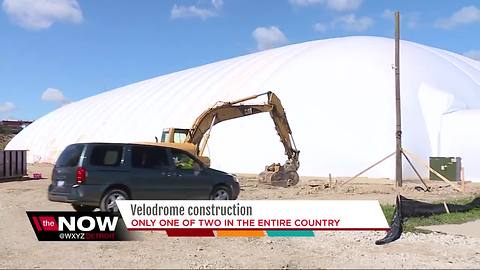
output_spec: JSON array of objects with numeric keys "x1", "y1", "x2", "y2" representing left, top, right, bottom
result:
[{"x1": 158, "y1": 91, "x2": 300, "y2": 187}]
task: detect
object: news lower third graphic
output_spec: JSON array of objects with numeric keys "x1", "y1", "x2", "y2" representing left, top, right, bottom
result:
[
  {"x1": 117, "y1": 200, "x2": 390, "y2": 237},
  {"x1": 27, "y1": 201, "x2": 390, "y2": 240},
  {"x1": 26, "y1": 212, "x2": 132, "y2": 241}
]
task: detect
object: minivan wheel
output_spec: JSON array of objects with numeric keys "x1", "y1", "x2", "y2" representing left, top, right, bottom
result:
[
  {"x1": 71, "y1": 204, "x2": 96, "y2": 212},
  {"x1": 100, "y1": 189, "x2": 129, "y2": 213},
  {"x1": 210, "y1": 186, "x2": 231, "y2": 200}
]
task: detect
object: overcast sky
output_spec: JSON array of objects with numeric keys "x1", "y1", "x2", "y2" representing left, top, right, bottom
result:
[{"x1": 1, "y1": 0, "x2": 480, "y2": 120}]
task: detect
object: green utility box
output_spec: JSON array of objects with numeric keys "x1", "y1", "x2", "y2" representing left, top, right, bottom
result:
[{"x1": 429, "y1": 157, "x2": 462, "y2": 181}]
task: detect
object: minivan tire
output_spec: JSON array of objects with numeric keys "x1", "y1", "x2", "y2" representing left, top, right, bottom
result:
[
  {"x1": 72, "y1": 204, "x2": 96, "y2": 212},
  {"x1": 100, "y1": 189, "x2": 129, "y2": 212},
  {"x1": 209, "y1": 186, "x2": 231, "y2": 200}
]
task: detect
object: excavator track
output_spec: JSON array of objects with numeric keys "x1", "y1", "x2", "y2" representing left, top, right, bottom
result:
[{"x1": 258, "y1": 170, "x2": 299, "y2": 187}]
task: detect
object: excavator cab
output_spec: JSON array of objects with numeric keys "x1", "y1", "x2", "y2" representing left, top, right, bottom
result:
[
  {"x1": 160, "y1": 128, "x2": 212, "y2": 167},
  {"x1": 160, "y1": 128, "x2": 189, "y2": 143}
]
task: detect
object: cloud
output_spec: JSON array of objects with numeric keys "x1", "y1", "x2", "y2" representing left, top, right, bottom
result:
[
  {"x1": 381, "y1": 9, "x2": 395, "y2": 20},
  {"x1": 171, "y1": 5, "x2": 216, "y2": 20},
  {"x1": 313, "y1": 22, "x2": 328, "y2": 32},
  {"x1": 313, "y1": 13, "x2": 373, "y2": 33},
  {"x1": 212, "y1": 0, "x2": 224, "y2": 9},
  {"x1": 331, "y1": 14, "x2": 373, "y2": 31},
  {"x1": 41, "y1": 88, "x2": 69, "y2": 104},
  {"x1": 0, "y1": 101, "x2": 15, "y2": 113},
  {"x1": 171, "y1": 0, "x2": 223, "y2": 20},
  {"x1": 381, "y1": 9, "x2": 420, "y2": 28},
  {"x1": 289, "y1": 0, "x2": 323, "y2": 6},
  {"x1": 326, "y1": 0, "x2": 362, "y2": 11},
  {"x1": 464, "y1": 50, "x2": 480, "y2": 61},
  {"x1": 435, "y1": 5, "x2": 480, "y2": 29},
  {"x1": 405, "y1": 12, "x2": 420, "y2": 28},
  {"x1": 2, "y1": 0, "x2": 83, "y2": 30},
  {"x1": 252, "y1": 26, "x2": 288, "y2": 51},
  {"x1": 289, "y1": 0, "x2": 362, "y2": 11}
]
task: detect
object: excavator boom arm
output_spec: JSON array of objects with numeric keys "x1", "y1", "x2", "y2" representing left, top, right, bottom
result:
[
  {"x1": 187, "y1": 103, "x2": 273, "y2": 146},
  {"x1": 186, "y1": 91, "x2": 298, "y2": 161}
]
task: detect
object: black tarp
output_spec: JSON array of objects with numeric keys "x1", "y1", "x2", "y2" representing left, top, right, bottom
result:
[{"x1": 375, "y1": 195, "x2": 480, "y2": 245}]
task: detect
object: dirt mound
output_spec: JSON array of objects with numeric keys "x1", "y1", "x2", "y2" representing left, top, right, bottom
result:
[{"x1": 0, "y1": 134, "x2": 15, "y2": 149}]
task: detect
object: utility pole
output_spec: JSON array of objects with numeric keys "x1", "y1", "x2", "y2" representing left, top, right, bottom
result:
[{"x1": 395, "y1": 11, "x2": 402, "y2": 187}]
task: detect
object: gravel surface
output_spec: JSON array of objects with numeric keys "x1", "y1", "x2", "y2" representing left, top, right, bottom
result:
[{"x1": 1, "y1": 163, "x2": 479, "y2": 269}]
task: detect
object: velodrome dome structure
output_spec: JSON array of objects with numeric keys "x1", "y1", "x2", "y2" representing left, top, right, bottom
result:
[{"x1": 7, "y1": 36, "x2": 480, "y2": 181}]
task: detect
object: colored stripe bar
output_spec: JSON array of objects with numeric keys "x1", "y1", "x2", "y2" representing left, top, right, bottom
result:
[
  {"x1": 216, "y1": 230, "x2": 265, "y2": 237},
  {"x1": 165, "y1": 229, "x2": 215, "y2": 237},
  {"x1": 266, "y1": 230, "x2": 315, "y2": 237}
]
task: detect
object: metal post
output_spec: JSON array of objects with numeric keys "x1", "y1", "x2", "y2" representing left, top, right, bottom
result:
[{"x1": 395, "y1": 11, "x2": 403, "y2": 187}]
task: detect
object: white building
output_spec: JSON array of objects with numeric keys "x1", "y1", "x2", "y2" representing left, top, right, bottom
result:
[{"x1": 7, "y1": 36, "x2": 480, "y2": 181}]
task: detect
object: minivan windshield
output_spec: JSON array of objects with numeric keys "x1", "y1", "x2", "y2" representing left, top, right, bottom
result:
[{"x1": 56, "y1": 144, "x2": 84, "y2": 167}]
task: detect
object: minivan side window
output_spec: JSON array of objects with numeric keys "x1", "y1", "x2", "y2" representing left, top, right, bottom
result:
[
  {"x1": 90, "y1": 145, "x2": 123, "y2": 167},
  {"x1": 56, "y1": 144, "x2": 84, "y2": 167},
  {"x1": 171, "y1": 149, "x2": 200, "y2": 171},
  {"x1": 131, "y1": 146, "x2": 170, "y2": 169}
]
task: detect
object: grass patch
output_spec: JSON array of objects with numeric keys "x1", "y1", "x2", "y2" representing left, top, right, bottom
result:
[
  {"x1": 381, "y1": 204, "x2": 396, "y2": 224},
  {"x1": 381, "y1": 197, "x2": 480, "y2": 233}
]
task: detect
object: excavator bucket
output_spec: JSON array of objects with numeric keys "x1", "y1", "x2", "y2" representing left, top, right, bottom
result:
[{"x1": 258, "y1": 160, "x2": 300, "y2": 187}]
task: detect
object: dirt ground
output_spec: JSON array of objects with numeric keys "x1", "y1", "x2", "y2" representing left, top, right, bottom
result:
[{"x1": 1, "y1": 163, "x2": 480, "y2": 269}]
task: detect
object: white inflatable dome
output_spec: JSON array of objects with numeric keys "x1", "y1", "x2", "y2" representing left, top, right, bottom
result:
[{"x1": 7, "y1": 36, "x2": 480, "y2": 181}]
